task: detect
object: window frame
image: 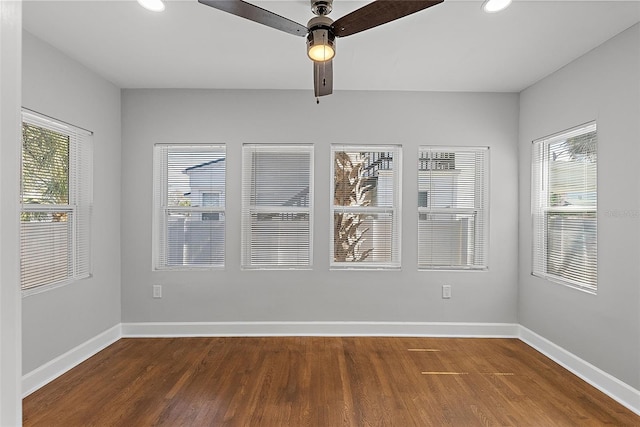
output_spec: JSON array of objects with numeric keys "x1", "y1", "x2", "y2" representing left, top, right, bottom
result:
[
  {"x1": 417, "y1": 146, "x2": 489, "y2": 271},
  {"x1": 241, "y1": 143, "x2": 314, "y2": 270},
  {"x1": 531, "y1": 121, "x2": 598, "y2": 294},
  {"x1": 153, "y1": 144, "x2": 226, "y2": 271},
  {"x1": 330, "y1": 144, "x2": 402, "y2": 270},
  {"x1": 20, "y1": 109, "x2": 93, "y2": 296}
]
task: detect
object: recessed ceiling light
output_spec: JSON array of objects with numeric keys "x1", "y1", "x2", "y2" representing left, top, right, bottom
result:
[
  {"x1": 482, "y1": 0, "x2": 512, "y2": 13},
  {"x1": 138, "y1": 0, "x2": 165, "y2": 12}
]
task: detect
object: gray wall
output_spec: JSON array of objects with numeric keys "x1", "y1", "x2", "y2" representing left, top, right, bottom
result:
[
  {"x1": 1, "y1": 1, "x2": 23, "y2": 423},
  {"x1": 518, "y1": 23, "x2": 640, "y2": 389},
  {"x1": 21, "y1": 32, "x2": 122, "y2": 374},
  {"x1": 121, "y1": 89, "x2": 519, "y2": 324}
]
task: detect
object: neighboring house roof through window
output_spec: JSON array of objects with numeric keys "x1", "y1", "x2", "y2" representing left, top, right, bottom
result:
[{"x1": 184, "y1": 157, "x2": 225, "y2": 172}]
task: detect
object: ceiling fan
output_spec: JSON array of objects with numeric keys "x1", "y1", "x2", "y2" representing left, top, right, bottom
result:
[{"x1": 198, "y1": 0, "x2": 444, "y2": 99}]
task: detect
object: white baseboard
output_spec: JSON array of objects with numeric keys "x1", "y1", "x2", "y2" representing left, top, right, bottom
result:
[
  {"x1": 21, "y1": 321, "x2": 640, "y2": 417},
  {"x1": 22, "y1": 324, "x2": 122, "y2": 398},
  {"x1": 120, "y1": 321, "x2": 520, "y2": 338},
  {"x1": 518, "y1": 325, "x2": 640, "y2": 416},
  {"x1": 22, "y1": 321, "x2": 516, "y2": 397}
]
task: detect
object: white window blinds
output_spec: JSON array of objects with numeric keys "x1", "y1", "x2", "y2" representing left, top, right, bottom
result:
[
  {"x1": 331, "y1": 145, "x2": 401, "y2": 269},
  {"x1": 20, "y1": 110, "x2": 93, "y2": 293},
  {"x1": 241, "y1": 144, "x2": 313, "y2": 269},
  {"x1": 153, "y1": 145, "x2": 226, "y2": 269},
  {"x1": 532, "y1": 122, "x2": 597, "y2": 293},
  {"x1": 418, "y1": 147, "x2": 489, "y2": 270}
]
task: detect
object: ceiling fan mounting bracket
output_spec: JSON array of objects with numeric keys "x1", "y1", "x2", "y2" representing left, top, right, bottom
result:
[{"x1": 311, "y1": 0, "x2": 333, "y2": 16}]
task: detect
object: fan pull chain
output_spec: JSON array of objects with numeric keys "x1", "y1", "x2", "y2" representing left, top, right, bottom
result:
[
  {"x1": 323, "y1": 32, "x2": 328, "y2": 61},
  {"x1": 317, "y1": 33, "x2": 328, "y2": 104}
]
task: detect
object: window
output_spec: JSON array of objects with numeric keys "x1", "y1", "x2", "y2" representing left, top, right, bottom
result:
[
  {"x1": 20, "y1": 110, "x2": 93, "y2": 293},
  {"x1": 241, "y1": 144, "x2": 313, "y2": 269},
  {"x1": 418, "y1": 147, "x2": 489, "y2": 270},
  {"x1": 532, "y1": 122, "x2": 597, "y2": 293},
  {"x1": 331, "y1": 145, "x2": 401, "y2": 269},
  {"x1": 153, "y1": 145, "x2": 226, "y2": 269}
]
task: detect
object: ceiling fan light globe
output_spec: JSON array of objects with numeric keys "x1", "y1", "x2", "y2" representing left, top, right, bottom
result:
[
  {"x1": 307, "y1": 27, "x2": 335, "y2": 62},
  {"x1": 308, "y1": 44, "x2": 335, "y2": 62},
  {"x1": 482, "y1": 0, "x2": 512, "y2": 13}
]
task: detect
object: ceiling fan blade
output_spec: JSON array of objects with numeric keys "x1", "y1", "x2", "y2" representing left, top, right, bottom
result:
[
  {"x1": 198, "y1": 0, "x2": 307, "y2": 37},
  {"x1": 314, "y1": 60, "x2": 333, "y2": 97},
  {"x1": 332, "y1": 0, "x2": 443, "y2": 38}
]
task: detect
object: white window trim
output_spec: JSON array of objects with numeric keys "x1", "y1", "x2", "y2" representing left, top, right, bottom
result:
[
  {"x1": 241, "y1": 143, "x2": 314, "y2": 270},
  {"x1": 330, "y1": 144, "x2": 402, "y2": 270},
  {"x1": 417, "y1": 146, "x2": 489, "y2": 271},
  {"x1": 531, "y1": 121, "x2": 597, "y2": 294},
  {"x1": 21, "y1": 109, "x2": 93, "y2": 297},
  {"x1": 152, "y1": 144, "x2": 226, "y2": 271}
]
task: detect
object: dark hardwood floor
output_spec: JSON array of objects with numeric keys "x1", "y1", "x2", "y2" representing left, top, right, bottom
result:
[{"x1": 23, "y1": 337, "x2": 639, "y2": 426}]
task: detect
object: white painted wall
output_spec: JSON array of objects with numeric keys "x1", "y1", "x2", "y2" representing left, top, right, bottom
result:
[
  {"x1": 121, "y1": 89, "x2": 519, "y2": 324},
  {"x1": 0, "y1": 1, "x2": 22, "y2": 423},
  {"x1": 21, "y1": 32, "x2": 122, "y2": 374},
  {"x1": 519, "y1": 23, "x2": 640, "y2": 389}
]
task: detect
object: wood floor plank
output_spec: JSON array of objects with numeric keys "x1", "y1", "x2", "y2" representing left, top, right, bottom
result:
[{"x1": 23, "y1": 337, "x2": 640, "y2": 426}]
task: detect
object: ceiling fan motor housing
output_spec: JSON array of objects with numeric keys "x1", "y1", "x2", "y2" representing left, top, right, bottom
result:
[{"x1": 306, "y1": 15, "x2": 336, "y2": 62}]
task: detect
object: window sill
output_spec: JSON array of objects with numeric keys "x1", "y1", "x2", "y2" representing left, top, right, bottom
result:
[
  {"x1": 531, "y1": 272, "x2": 597, "y2": 295},
  {"x1": 22, "y1": 274, "x2": 92, "y2": 298}
]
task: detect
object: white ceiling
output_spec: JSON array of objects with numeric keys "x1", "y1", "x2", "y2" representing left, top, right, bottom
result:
[{"x1": 23, "y1": 0, "x2": 640, "y2": 92}]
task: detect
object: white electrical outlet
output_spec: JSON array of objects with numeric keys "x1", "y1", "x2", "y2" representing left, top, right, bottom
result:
[
  {"x1": 153, "y1": 285, "x2": 162, "y2": 298},
  {"x1": 442, "y1": 284, "x2": 452, "y2": 299}
]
